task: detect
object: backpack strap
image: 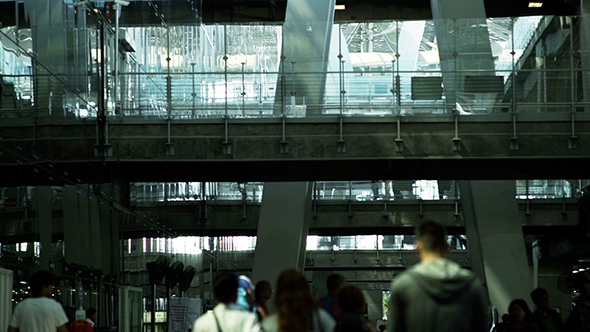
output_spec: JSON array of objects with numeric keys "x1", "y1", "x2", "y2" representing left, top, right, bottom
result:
[{"x1": 213, "y1": 310, "x2": 224, "y2": 332}]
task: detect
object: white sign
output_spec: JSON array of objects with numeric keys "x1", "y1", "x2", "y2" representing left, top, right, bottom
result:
[{"x1": 168, "y1": 298, "x2": 202, "y2": 332}]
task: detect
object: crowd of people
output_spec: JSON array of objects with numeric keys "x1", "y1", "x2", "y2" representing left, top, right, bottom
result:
[
  {"x1": 7, "y1": 221, "x2": 590, "y2": 332},
  {"x1": 494, "y1": 272, "x2": 590, "y2": 332}
]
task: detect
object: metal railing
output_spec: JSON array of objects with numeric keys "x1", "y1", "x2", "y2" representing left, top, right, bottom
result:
[
  {"x1": 1, "y1": 180, "x2": 586, "y2": 209},
  {"x1": 1, "y1": 16, "x2": 588, "y2": 120}
]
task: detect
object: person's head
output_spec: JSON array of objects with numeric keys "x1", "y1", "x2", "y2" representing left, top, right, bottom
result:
[
  {"x1": 276, "y1": 269, "x2": 311, "y2": 299},
  {"x1": 213, "y1": 273, "x2": 239, "y2": 304},
  {"x1": 337, "y1": 285, "x2": 366, "y2": 315},
  {"x1": 378, "y1": 324, "x2": 386, "y2": 332},
  {"x1": 416, "y1": 221, "x2": 448, "y2": 260},
  {"x1": 275, "y1": 269, "x2": 317, "y2": 332},
  {"x1": 239, "y1": 275, "x2": 254, "y2": 295},
  {"x1": 255, "y1": 280, "x2": 272, "y2": 303},
  {"x1": 30, "y1": 270, "x2": 55, "y2": 297},
  {"x1": 531, "y1": 288, "x2": 550, "y2": 310},
  {"x1": 508, "y1": 299, "x2": 533, "y2": 323},
  {"x1": 86, "y1": 308, "x2": 97, "y2": 323},
  {"x1": 327, "y1": 274, "x2": 346, "y2": 295}
]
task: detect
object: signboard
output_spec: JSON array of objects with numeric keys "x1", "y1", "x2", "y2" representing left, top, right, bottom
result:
[{"x1": 168, "y1": 298, "x2": 202, "y2": 332}]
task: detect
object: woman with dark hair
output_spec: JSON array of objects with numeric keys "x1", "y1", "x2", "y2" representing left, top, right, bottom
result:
[
  {"x1": 262, "y1": 269, "x2": 336, "y2": 332},
  {"x1": 496, "y1": 299, "x2": 540, "y2": 332},
  {"x1": 334, "y1": 285, "x2": 377, "y2": 332},
  {"x1": 255, "y1": 280, "x2": 272, "y2": 321}
]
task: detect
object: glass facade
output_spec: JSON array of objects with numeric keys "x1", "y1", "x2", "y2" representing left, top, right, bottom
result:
[{"x1": 1, "y1": 14, "x2": 585, "y2": 118}]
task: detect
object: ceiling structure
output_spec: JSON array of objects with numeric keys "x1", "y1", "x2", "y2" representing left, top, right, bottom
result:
[{"x1": 0, "y1": 0, "x2": 580, "y2": 28}]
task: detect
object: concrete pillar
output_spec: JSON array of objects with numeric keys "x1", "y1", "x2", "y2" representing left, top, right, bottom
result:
[
  {"x1": 251, "y1": 182, "x2": 313, "y2": 295},
  {"x1": 78, "y1": 185, "x2": 91, "y2": 261},
  {"x1": 363, "y1": 290, "x2": 383, "y2": 325},
  {"x1": 88, "y1": 188, "x2": 102, "y2": 269},
  {"x1": 580, "y1": 0, "x2": 590, "y2": 112},
  {"x1": 99, "y1": 184, "x2": 115, "y2": 275},
  {"x1": 63, "y1": 185, "x2": 80, "y2": 264},
  {"x1": 35, "y1": 186, "x2": 52, "y2": 270},
  {"x1": 0, "y1": 268, "x2": 13, "y2": 332},
  {"x1": 63, "y1": 184, "x2": 93, "y2": 265},
  {"x1": 23, "y1": 0, "x2": 88, "y2": 115},
  {"x1": 459, "y1": 181, "x2": 532, "y2": 312},
  {"x1": 274, "y1": 0, "x2": 336, "y2": 115}
]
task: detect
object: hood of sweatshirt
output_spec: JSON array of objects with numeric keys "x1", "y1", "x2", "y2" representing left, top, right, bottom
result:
[{"x1": 406, "y1": 258, "x2": 476, "y2": 303}]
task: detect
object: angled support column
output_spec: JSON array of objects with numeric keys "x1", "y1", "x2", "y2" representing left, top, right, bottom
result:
[
  {"x1": 252, "y1": 182, "x2": 313, "y2": 295},
  {"x1": 459, "y1": 180, "x2": 532, "y2": 312},
  {"x1": 431, "y1": 0, "x2": 496, "y2": 113},
  {"x1": 274, "y1": 0, "x2": 336, "y2": 115},
  {"x1": 23, "y1": 0, "x2": 87, "y2": 115}
]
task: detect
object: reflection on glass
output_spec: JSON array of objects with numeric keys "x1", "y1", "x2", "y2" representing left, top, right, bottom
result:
[{"x1": 2, "y1": 15, "x2": 580, "y2": 117}]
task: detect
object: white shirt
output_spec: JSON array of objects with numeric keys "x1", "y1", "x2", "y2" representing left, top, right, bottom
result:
[
  {"x1": 192, "y1": 303, "x2": 262, "y2": 332},
  {"x1": 262, "y1": 308, "x2": 336, "y2": 332},
  {"x1": 9, "y1": 297, "x2": 69, "y2": 332},
  {"x1": 85, "y1": 318, "x2": 95, "y2": 327}
]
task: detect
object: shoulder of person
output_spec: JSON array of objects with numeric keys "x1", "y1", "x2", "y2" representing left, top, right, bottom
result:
[
  {"x1": 316, "y1": 308, "x2": 335, "y2": 322},
  {"x1": 262, "y1": 313, "x2": 278, "y2": 331},
  {"x1": 524, "y1": 321, "x2": 541, "y2": 332},
  {"x1": 390, "y1": 270, "x2": 415, "y2": 290}
]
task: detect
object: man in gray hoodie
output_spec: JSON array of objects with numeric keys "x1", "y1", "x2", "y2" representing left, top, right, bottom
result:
[{"x1": 387, "y1": 221, "x2": 488, "y2": 332}]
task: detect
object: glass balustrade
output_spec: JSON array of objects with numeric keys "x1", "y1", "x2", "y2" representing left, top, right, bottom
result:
[
  {"x1": 1, "y1": 16, "x2": 587, "y2": 119},
  {"x1": 0, "y1": 180, "x2": 586, "y2": 209}
]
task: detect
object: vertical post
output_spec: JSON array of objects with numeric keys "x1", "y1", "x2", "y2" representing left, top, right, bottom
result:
[
  {"x1": 453, "y1": 18, "x2": 457, "y2": 113},
  {"x1": 339, "y1": 23, "x2": 344, "y2": 114},
  {"x1": 191, "y1": 62, "x2": 196, "y2": 118},
  {"x1": 241, "y1": 62, "x2": 246, "y2": 115},
  {"x1": 395, "y1": 21, "x2": 401, "y2": 114},
  {"x1": 114, "y1": 2, "x2": 120, "y2": 115},
  {"x1": 224, "y1": 25, "x2": 228, "y2": 117},
  {"x1": 138, "y1": 64, "x2": 142, "y2": 116}
]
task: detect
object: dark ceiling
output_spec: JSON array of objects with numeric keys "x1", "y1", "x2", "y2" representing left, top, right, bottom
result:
[
  {"x1": 0, "y1": 0, "x2": 580, "y2": 28},
  {"x1": 121, "y1": 0, "x2": 580, "y2": 25}
]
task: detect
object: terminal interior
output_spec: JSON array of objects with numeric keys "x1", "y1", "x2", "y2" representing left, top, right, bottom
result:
[{"x1": 1, "y1": 0, "x2": 590, "y2": 331}]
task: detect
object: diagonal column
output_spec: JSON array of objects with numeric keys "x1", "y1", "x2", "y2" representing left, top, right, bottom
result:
[
  {"x1": 274, "y1": 0, "x2": 336, "y2": 116},
  {"x1": 23, "y1": 0, "x2": 88, "y2": 115},
  {"x1": 431, "y1": 0, "x2": 496, "y2": 113},
  {"x1": 251, "y1": 182, "x2": 313, "y2": 308},
  {"x1": 459, "y1": 180, "x2": 533, "y2": 312}
]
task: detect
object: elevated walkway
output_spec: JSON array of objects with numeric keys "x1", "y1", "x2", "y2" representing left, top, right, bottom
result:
[{"x1": 1, "y1": 113, "x2": 590, "y2": 185}]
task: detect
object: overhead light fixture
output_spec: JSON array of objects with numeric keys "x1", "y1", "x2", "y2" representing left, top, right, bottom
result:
[
  {"x1": 335, "y1": 4, "x2": 345, "y2": 10},
  {"x1": 528, "y1": 2, "x2": 543, "y2": 7}
]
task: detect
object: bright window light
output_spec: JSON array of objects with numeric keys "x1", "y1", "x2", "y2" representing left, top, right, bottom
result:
[
  {"x1": 528, "y1": 2, "x2": 543, "y2": 7},
  {"x1": 335, "y1": 4, "x2": 345, "y2": 10}
]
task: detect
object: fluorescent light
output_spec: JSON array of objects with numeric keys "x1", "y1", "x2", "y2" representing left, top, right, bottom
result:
[
  {"x1": 335, "y1": 4, "x2": 345, "y2": 10},
  {"x1": 528, "y1": 2, "x2": 543, "y2": 7}
]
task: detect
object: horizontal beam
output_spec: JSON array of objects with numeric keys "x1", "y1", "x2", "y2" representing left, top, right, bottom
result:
[
  {"x1": 0, "y1": 200, "x2": 579, "y2": 242},
  {"x1": 1, "y1": 114, "x2": 590, "y2": 184}
]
